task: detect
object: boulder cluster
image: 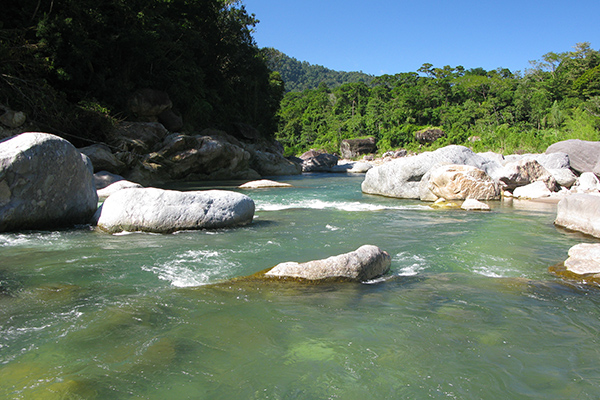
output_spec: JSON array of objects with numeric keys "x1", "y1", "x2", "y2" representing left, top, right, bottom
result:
[
  {"x1": 3, "y1": 128, "x2": 600, "y2": 287},
  {"x1": 361, "y1": 140, "x2": 600, "y2": 204},
  {"x1": 0, "y1": 132, "x2": 257, "y2": 235}
]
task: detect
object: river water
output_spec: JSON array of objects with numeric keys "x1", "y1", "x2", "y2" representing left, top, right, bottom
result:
[{"x1": 1, "y1": 173, "x2": 599, "y2": 399}]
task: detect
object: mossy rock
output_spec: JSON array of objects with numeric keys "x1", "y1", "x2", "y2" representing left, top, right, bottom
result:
[{"x1": 549, "y1": 262, "x2": 600, "y2": 286}]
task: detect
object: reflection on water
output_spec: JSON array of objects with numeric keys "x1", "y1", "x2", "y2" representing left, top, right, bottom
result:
[{"x1": 1, "y1": 174, "x2": 599, "y2": 399}]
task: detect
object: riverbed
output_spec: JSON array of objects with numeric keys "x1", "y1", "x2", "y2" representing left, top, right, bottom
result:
[{"x1": 1, "y1": 173, "x2": 599, "y2": 399}]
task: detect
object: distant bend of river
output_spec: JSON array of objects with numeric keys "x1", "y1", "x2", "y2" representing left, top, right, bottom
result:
[{"x1": 1, "y1": 173, "x2": 599, "y2": 399}]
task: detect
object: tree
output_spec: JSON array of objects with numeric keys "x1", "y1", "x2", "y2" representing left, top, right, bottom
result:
[{"x1": 1, "y1": 0, "x2": 283, "y2": 141}]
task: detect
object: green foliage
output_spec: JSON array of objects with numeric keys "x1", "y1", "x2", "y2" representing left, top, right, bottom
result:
[
  {"x1": 263, "y1": 48, "x2": 374, "y2": 92},
  {"x1": 276, "y1": 43, "x2": 600, "y2": 156},
  {"x1": 0, "y1": 0, "x2": 282, "y2": 144}
]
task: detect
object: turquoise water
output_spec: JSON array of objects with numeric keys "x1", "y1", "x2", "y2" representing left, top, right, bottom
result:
[{"x1": 1, "y1": 173, "x2": 600, "y2": 399}]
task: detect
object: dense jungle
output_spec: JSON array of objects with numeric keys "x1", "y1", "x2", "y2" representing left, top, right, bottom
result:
[{"x1": 1, "y1": 0, "x2": 598, "y2": 157}]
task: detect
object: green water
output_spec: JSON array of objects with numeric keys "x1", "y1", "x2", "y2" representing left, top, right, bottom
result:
[{"x1": 1, "y1": 174, "x2": 599, "y2": 399}]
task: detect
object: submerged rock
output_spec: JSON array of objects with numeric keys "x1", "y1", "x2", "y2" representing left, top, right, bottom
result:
[
  {"x1": 429, "y1": 198, "x2": 461, "y2": 209},
  {"x1": 0, "y1": 132, "x2": 98, "y2": 232},
  {"x1": 461, "y1": 199, "x2": 491, "y2": 211},
  {"x1": 550, "y1": 243, "x2": 600, "y2": 285},
  {"x1": 94, "y1": 187, "x2": 255, "y2": 233},
  {"x1": 555, "y1": 194, "x2": 600, "y2": 238},
  {"x1": 264, "y1": 245, "x2": 391, "y2": 282},
  {"x1": 239, "y1": 179, "x2": 292, "y2": 189},
  {"x1": 564, "y1": 243, "x2": 600, "y2": 275}
]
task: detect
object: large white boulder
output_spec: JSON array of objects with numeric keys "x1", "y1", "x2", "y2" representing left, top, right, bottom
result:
[
  {"x1": 555, "y1": 194, "x2": 600, "y2": 238},
  {"x1": 571, "y1": 172, "x2": 600, "y2": 193},
  {"x1": 264, "y1": 245, "x2": 391, "y2": 282},
  {"x1": 511, "y1": 181, "x2": 553, "y2": 199},
  {"x1": 548, "y1": 168, "x2": 578, "y2": 188},
  {"x1": 563, "y1": 243, "x2": 600, "y2": 275},
  {"x1": 94, "y1": 188, "x2": 255, "y2": 233},
  {"x1": 0, "y1": 132, "x2": 98, "y2": 232},
  {"x1": 498, "y1": 158, "x2": 559, "y2": 191},
  {"x1": 97, "y1": 180, "x2": 143, "y2": 201},
  {"x1": 420, "y1": 164, "x2": 500, "y2": 201},
  {"x1": 361, "y1": 145, "x2": 503, "y2": 199},
  {"x1": 546, "y1": 139, "x2": 600, "y2": 175}
]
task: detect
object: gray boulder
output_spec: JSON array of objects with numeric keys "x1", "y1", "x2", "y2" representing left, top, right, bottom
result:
[
  {"x1": 546, "y1": 139, "x2": 600, "y2": 175},
  {"x1": 548, "y1": 168, "x2": 578, "y2": 188},
  {"x1": 97, "y1": 180, "x2": 143, "y2": 201},
  {"x1": 300, "y1": 151, "x2": 339, "y2": 172},
  {"x1": 112, "y1": 122, "x2": 169, "y2": 153},
  {"x1": 0, "y1": 109, "x2": 26, "y2": 129},
  {"x1": 125, "y1": 133, "x2": 260, "y2": 185},
  {"x1": 348, "y1": 161, "x2": 373, "y2": 173},
  {"x1": 555, "y1": 194, "x2": 600, "y2": 238},
  {"x1": 250, "y1": 149, "x2": 302, "y2": 176},
  {"x1": 361, "y1": 145, "x2": 503, "y2": 199},
  {"x1": 498, "y1": 158, "x2": 559, "y2": 191},
  {"x1": 79, "y1": 144, "x2": 125, "y2": 174},
  {"x1": 503, "y1": 152, "x2": 570, "y2": 170},
  {"x1": 340, "y1": 137, "x2": 377, "y2": 159},
  {"x1": 94, "y1": 188, "x2": 255, "y2": 233},
  {"x1": 478, "y1": 151, "x2": 505, "y2": 165},
  {"x1": 264, "y1": 245, "x2": 391, "y2": 282},
  {"x1": 420, "y1": 164, "x2": 500, "y2": 201},
  {"x1": 511, "y1": 181, "x2": 552, "y2": 199},
  {"x1": 94, "y1": 171, "x2": 125, "y2": 190},
  {"x1": 0, "y1": 132, "x2": 98, "y2": 232},
  {"x1": 563, "y1": 243, "x2": 600, "y2": 275},
  {"x1": 571, "y1": 172, "x2": 600, "y2": 193},
  {"x1": 415, "y1": 127, "x2": 446, "y2": 144}
]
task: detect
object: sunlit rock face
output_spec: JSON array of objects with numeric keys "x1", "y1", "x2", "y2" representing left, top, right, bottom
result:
[
  {"x1": 419, "y1": 164, "x2": 500, "y2": 202},
  {"x1": 555, "y1": 193, "x2": 600, "y2": 238},
  {"x1": 361, "y1": 145, "x2": 503, "y2": 199},
  {"x1": 264, "y1": 245, "x2": 391, "y2": 282},
  {"x1": 94, "y1": 187, "x2": 255, "y2": 234},
  {"x1": 0, "y1": 132, "x2": 97, "y2": 232}
]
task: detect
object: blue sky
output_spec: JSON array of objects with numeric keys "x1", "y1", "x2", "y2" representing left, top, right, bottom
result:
[{"x1": 242, "y1": 0, "x2": 599, "y2": 76}]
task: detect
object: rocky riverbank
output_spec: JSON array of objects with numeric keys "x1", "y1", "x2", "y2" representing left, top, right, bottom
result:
[{"x1": 2, "y1": 131, "x2": 600, "y2": 288}]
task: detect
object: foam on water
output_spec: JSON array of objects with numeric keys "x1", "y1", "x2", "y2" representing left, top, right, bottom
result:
[
  {"x1": 256, "y1": 199, "x2": 428, "y2": 212},
  {"x1": 142, "y1": 250, "x2": 235, "y2": 287},
  {"x1": 394, "y1": 252, "x2": 428, "y2": 276}
]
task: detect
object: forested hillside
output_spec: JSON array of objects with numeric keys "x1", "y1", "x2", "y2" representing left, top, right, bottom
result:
[
  {"x1": 276, "y1": 43, "x2": 600, "y2": 157},
  {"x1": 0, "y1": 0, "x2": 283, "y2": 145},
  {"x1": 263, "y1": 48, "x2": 374, "y2": 92}
]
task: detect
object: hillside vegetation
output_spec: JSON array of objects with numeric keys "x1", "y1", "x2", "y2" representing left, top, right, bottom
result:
[
  {"x1": 275, "y1": 43, "x2": 600, "y2": 157},
  {"x1": 263, "y1": 48, "x2": 374, "y2": 92},
  {"x1": 0, "y1": 0, "x2": 283, "y2": 146}
]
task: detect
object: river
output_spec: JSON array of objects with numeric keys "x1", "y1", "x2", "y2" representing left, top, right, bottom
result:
[{"x1": 1, "y1": 173, "x2": 599, "y2": 399}]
